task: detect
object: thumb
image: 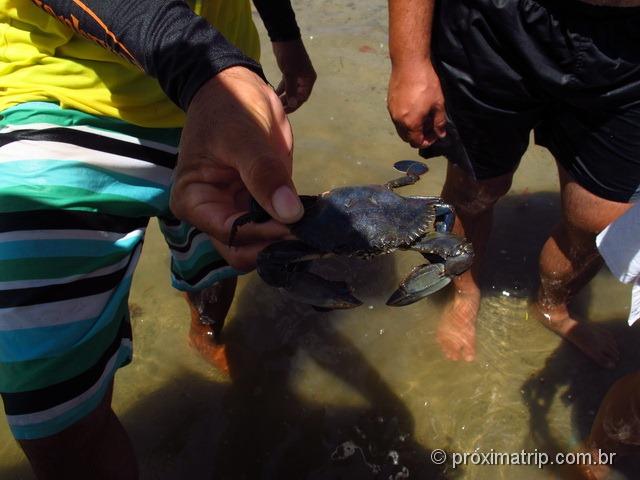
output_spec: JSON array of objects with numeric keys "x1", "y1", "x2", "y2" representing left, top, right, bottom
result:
[{"x1": 239, "y1": 154, "x2": 304, "y2": 224}]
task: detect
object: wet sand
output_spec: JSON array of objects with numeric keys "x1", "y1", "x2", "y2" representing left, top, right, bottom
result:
[{"x1": 1, "y1": 1, "x2": 638, "y2": 479}]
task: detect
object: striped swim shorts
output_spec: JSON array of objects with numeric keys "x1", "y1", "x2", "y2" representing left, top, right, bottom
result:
[{"x1": 0, "y1": 102, "x2": 240, "y2": 440}]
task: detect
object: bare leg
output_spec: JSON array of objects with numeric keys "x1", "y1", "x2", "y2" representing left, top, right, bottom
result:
[
  {"x1": 534, "y1": 164, "x2": 631, "y2": 369},
  {"x1": 436, "y1": 163, "x2": 513, "y2": 361},
  {"x1": 18, "y1": 382, "x2": 137, "y2": 480},
  {"x1": 577, "y1": 371, "x2": 640, "y2": 479},
  {"x1": 185, "y1": 277, "x2": 237, "y2": 373}
]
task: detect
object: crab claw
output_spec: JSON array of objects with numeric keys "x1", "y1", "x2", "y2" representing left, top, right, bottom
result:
[
  {"x1": 393, "y1": 160, "x2": 429, "y2": 176},
  {"x1": 386, "y1": 263, "x2": 451, "y2": 307},
  {"x1": 281, "y1": 271, "x2": 363, "y2": 310}
]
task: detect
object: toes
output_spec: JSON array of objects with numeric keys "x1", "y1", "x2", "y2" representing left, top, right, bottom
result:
[
  {"x1": 458, "y1": 335, "x2": 476, "y2": 362},
  {"x1": 436, "y1": 333, "x2": 460, "y2": 361},
  {"x1": 442, "y1": 344, "x2": 463, "y2": 361},
  {"x1": 436, "y1": 330, "x2": 475, "y2": 362},
  {"x1": 462, "y1": 344, "x2": 476, "y2": 362}
]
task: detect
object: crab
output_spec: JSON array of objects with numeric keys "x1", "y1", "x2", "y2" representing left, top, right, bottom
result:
[{"x1": 230, "y1": 161, "x2": 474, "y2": 310}]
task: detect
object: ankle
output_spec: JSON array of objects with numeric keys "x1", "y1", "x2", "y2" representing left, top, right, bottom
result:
[
  {"x1": 451, "y1": 272, "x2": 481, "y2": 297},
  {"x1": 534, "y1": 296, "x2": 570, "y2": 324}
]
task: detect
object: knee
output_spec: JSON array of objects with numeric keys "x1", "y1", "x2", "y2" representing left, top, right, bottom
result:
[
  {"x1": 455, "y1": 194, "x2": 499, "y2": 217},
  {"x1": 443, "y1": 173, "x2": 512, "y2": 218},
  {"x1": 561, "y1": 180, "x2": 633, "y2": 234},
  {"x1": 453, "y1": 182, "x2": 511, "y2": 217}
]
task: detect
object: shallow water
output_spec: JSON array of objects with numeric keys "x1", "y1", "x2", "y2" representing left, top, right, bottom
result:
[{"x1": 1, "y1": 1, "x2": 638, "y2": 479}]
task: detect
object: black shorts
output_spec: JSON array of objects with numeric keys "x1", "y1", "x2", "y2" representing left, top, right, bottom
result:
[{"x1": 427, "y1": 0, "x2": 640, "y2": 202}]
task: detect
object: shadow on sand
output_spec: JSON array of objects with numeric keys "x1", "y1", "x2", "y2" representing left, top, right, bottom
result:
[
  {"x1": 209, "y1": 252, "x2": 457, "y2": 480},
  {"x1": 122, "y1": 251, "x2": 457, "y2": 480}
]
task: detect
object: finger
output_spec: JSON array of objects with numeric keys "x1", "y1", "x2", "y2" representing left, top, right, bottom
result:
[
  {"x1": 223, "y1": 215, "x2": 291, "y2": 246},
  {"x1": 243, "y1": 163, "x2": 303, "y2": 224},
  {"x1": 284, "y1": 77, "x2": 300, "y2": 112},
  {"x1": 391, "y1": 115, "x2": 431, "y2": 149},
  {"x1": 296, "y1": 82, "x2": 313, "y2": 105},
  {"x1": 275, "y1": 78, "x2": 297, "y2": 113},
  {"x1": 287, "y1": 79, "x2": 314, "y2": 113},
  {"x1": 277, "y1": 77, "x2": 299, "y2": 114},
  {"x1": 406, "y1": 126, "x2": 428, "y2": 149},
  {"x1": 210, "y1": 237, "x2": 273, "y2": 272},
  {"x1": 433, "y1": 104, "x2": 448, "y2": 139},
  {"x1": 391, "y1": 121, "x2": 410, "y2": 144},
  {"x1": 280, "y1": 92, "x2": 296, "y2": 114},
  {"x1": 236, "y1": 118, "x2": 303, "y2": 224},
  {"x1": 282, "y1": 96, "x2": 299, "y2": 114},
  {"x1": 422, "y1": 128, "x2": 439, "y2": 147},
  {"x1": 182, "y1": 196, "x2": 292, "y2": 246}
]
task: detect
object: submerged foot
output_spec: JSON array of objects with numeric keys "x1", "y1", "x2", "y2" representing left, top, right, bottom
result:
[
  {"x1": 532, "y1": 303, "x2": 619, "y2": 369},
  {"x1": 188, "y1": 321, "x2": 230, "y2": 375},
  {"x1": 184, "y1": 292, "x2": 230, "y2": 374},
  {"x1": 436, "y1": 288, "x2": 480, "y2": 362}
]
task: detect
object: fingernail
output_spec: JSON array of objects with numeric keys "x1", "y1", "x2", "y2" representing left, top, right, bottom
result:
[{"x1": 272, "y1": 185, "x2": 303, "y2": 222}]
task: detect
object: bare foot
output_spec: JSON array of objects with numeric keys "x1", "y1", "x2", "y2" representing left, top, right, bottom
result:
[
  {"x1": 436, "y1": 288, "x2": 481, "y2": 362},
  {"x1": 185, "y1": 292, "x2": 231, "y2": 375},
  {"x1": 188, "y1": 321, "x2": 230, "y2": 375},
  {"x1": 532, "y1": 302, "x2": 619, "y2": 369}
]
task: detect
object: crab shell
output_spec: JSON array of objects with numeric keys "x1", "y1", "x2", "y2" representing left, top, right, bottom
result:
[{"x1": 287, "y1": 185, "x2": 439, "y2": 257}]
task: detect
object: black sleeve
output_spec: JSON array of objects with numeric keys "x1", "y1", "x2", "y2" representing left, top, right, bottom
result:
[
  {"x1": 252, "y1": 0, "x2": 301, "y2": 42},
  {"x1": 31, "y1": 0, "x2": 266, "y2": 111}
]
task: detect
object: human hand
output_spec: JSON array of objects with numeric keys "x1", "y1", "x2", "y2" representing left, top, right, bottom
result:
[
  {"x1": 170, "y1": 66, "x2": 304, "y2": 272},
  {"x1": 272, "y1": 39, "x2": 317, "y2": 113},
  {"x1": 387, "y1": 59, "x2": 447, "y2": 148}
]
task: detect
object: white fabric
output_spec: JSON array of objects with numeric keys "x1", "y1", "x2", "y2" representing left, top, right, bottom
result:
[{"x1": 596, "y1": 203, "x2": 640, "y2": 325}]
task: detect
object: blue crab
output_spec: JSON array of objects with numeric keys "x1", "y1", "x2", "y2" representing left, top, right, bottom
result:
[{"x1": 230, "y1": 161, "x2": 473, "y2": 310}]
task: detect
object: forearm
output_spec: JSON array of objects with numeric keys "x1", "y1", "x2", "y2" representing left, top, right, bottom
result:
[
  {"x1": 252, "y1": 0, "x2": 301, "y2": 42},
  {"x1": 31, "y1": 0, "x2": 265, "y2": 110},
  {"x1": 387, "y1": 0, "x2": 446, "y2": 147},
  {"x1": 388, "y1": 0, "x2": 435, "y2": 68}
]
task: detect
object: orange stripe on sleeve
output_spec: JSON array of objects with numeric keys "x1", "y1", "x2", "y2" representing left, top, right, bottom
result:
[{"x1": 71, "y1": 0, "x2": 139, "y2": 65}]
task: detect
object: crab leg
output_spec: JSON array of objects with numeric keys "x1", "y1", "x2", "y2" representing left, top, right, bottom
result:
[
  {"x1": 257, "y1": 240, "x2": 363, "y2": 310},
  {"x1": 384, "y1": 171, "x2": 421, "y2": 190},
  {"x1": 385, "y1": 159, "x2": 429, "y2": 189},
  {"x1": 386, "y1": 232, "x2": 474, "y2": 307}
]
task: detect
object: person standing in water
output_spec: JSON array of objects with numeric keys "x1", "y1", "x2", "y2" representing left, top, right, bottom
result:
[
  {"x1": 0, "y1": 0, "x2": 314, "y2": 478},
  {"x1": 387, "y1": 0, "x2": 639, "y2": 368}
]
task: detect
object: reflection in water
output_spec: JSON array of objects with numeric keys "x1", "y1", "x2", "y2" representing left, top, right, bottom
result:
[{"x1": 1, "y1": 0, "x2": 638, "y2": 478}]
